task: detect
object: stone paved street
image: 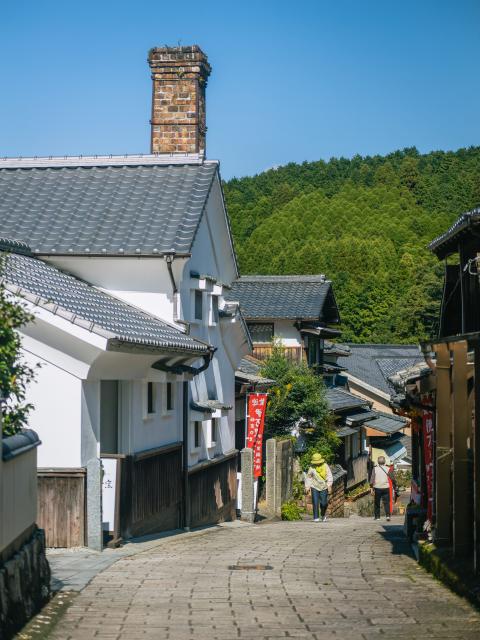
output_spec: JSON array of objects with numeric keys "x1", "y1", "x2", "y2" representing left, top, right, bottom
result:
[{"x1": 47, "y1": 516, "x2": 480, "y2": 640}]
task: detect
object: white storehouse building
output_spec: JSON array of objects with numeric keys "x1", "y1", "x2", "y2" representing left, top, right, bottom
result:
[{"x1": 0, "y1": 46, "x2": 250, "y2": 549}]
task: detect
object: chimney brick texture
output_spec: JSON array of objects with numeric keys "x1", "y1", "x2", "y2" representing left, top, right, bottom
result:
[{"x1": 148, "y1": 45, "x2": 211, "y2": 156}]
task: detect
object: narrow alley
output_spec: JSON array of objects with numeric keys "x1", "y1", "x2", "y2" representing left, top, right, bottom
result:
[{"x1": 44, "y1": 517, "x2": 480, "y2": 640}]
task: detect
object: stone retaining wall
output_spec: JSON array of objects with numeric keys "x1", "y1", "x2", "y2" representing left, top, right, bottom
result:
[{"x1": 0, "y1": 527, "x2": 51, "y2": 640}]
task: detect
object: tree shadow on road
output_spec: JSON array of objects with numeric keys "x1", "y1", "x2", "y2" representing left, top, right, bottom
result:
[{"x1": 377, "y1": 523, "x2": 414, "y2": 557}]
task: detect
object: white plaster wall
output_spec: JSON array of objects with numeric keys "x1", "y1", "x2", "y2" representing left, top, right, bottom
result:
[
  {"x1": 22, "y1": 348, "x2": 83, "y2": 468},
  {"x1": 131, "y1": 380, "x2": 182, "y2": 454},
  {"x1": 183, "y1": 175, "x2": 246, "y2": 465},
  {"x1": 272, "y1": 320, "x2": 302, "y2": 347},
  {"x1": 45, "y1": 256, "x2": 186, "y2": 325}
]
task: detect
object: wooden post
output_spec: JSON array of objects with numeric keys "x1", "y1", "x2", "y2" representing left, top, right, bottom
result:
[
  {"x1": 474, "y1": 343, "x2": 480, "y2": 574},
  {"x1": 451, "y1": 340, "x2": 471, "y2": 557},
  {"x1": 434, "y1": 342, "x2": 452, "y2": 545}
]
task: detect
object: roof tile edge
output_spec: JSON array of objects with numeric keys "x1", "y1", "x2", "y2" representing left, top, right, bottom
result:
[{"x1": 0, "y1": 153, "x2": 218, "y2": 169}]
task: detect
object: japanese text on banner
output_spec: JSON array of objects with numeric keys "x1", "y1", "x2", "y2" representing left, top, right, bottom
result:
[{"x1": 247, "y1": 393, "x2": 267, "y2": 478}]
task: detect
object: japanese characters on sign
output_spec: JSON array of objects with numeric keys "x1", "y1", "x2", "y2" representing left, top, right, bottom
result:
[
  {"x1": 101, "y1": 457, "x2": 117, "y2": 533},
  {"x1": 422, "y1": 411, "x2": 434, "y2": 521},
  {"x1": 247, "y1": 393, "x2": 268, "y2": 478}
]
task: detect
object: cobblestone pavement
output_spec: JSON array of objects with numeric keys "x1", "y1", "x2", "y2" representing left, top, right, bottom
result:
[{"x1": 47, "y1": 516, "x2": 480, "y2": 640}]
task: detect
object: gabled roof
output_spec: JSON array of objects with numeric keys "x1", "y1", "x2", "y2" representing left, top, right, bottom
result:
[
  {"x1": 227, "y1": 275, "x2": 340, "y2": 323},
  {"x1": 0, "y1": 155, "x2": 217, "y2": 256},
  {"x1": 429, "y1": 206, "x2": 480, "y2": 259},
  {"x1": 338, "y1": 344, "x2": 423, "y2": 395},
  {"x1": 0, "y1": 249, "x2": 210, "y2": 355}
]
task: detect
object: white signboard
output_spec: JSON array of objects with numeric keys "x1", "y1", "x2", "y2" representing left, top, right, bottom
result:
[{"x1": 101, "y1": 458, "x2": 117, "y2": 532}]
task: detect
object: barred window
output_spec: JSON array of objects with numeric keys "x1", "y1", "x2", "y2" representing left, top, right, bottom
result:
[{"x1": 247, "y1": 323, "x2": 274, "y2": 343}]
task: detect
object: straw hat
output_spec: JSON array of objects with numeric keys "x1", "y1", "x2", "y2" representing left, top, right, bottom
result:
[{"x1": 311, "y1": 453, "x2": 325, "y2": 465}]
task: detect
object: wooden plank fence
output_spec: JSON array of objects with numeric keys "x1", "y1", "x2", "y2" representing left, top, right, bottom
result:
[{"x1": 37, "y1": 469, "x2": 86, "y2": 548}]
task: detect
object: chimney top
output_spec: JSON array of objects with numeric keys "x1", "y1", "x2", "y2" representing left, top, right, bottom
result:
[{"x1": 148, "y1": 46, "x2": 211, "y2": 157}]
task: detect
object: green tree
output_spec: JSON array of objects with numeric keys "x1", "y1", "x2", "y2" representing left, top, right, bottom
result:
[
  {"x1": 261, "y1": 343, "x2": 339, "y2": 465},
  {"x1": 0, "y1": 275, "x2": 37, "y2": 436},
  {"x1": 225, "y1": 146, "x2": 480, "y2": 343}
]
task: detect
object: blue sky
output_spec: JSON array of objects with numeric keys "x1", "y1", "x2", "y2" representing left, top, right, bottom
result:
[{"x1": 1, "y1": 0, "x2": 479, "y2": 179}]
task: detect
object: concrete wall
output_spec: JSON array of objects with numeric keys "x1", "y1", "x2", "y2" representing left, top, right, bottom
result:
[
  {"x1": 0, "y1": 428, "x2": 50, "y2": 638},
  {"x1": 0, "y1": 441, "x2": 38, "y2": 555}
]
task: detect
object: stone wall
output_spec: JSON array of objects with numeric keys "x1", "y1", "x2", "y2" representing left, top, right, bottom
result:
[
  {"x1": 265, "y1": 439, "x2": 294, "y2": 517},
  {"x1": 0, "y1": 527, "x2": 50, "y2": 640},
  {"x1": 328, "y1": 465, "x2": 347, "y2": 517}
]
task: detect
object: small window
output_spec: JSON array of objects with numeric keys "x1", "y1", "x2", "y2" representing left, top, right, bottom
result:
[
  {"x1": 147, "y1": 382, "x2": 155, "y2": 414},
  {"x1": 194, "y1": 290, "x2": 203, "y2": 320},
  {"x1": 166, "y1": 382, "x2": 174, "y2": 411},
  {"x1": 194, "y1": 421, "x2": 201, "y2": 449},
  {"x1": 247, "y1": 323, "x2": 274, "y2": 343},
  {"x1": 212, "y1": 295, "x2": 219, "y2": 323},
  {"x1": 211, "y1": 418, "x2": 219, "y2": 445}
]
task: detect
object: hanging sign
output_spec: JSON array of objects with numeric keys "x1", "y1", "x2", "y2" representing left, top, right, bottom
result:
[
  {"x1": 422, "y1": 411, "x2": 434, "y2": 521},
  {"x1": 247, "y1": 393, "x2": 268, "y2": 478}
]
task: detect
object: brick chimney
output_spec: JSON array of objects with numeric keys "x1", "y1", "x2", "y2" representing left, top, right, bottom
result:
[{"x1": 148, "y1": 45, "x2": 211, "y2": 156}]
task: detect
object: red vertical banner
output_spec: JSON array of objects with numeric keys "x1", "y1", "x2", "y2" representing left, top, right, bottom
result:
[
  {"x1": 247, "y1": 393, "x2": 268, "y2": 478},
  {"x1": 422, "y1": 410, "x2": 434, "y2": 521}
]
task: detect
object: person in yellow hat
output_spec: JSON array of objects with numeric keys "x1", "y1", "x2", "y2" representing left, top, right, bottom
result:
[{"x1": 305, "y1": 453, "x2": 333, "y2": 522}]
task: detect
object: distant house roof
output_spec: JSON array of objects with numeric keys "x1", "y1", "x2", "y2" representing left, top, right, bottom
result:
[
  {"x1": 0, "y1": 155, "x2": 218, "y2": 256},
  {"x1": 366, "y1": 411, "x2": 407, "y2": 435},
  {"x1": 0, "y1": 249, "x2": 210, "y2": 355},
  {"x1": 227, "y1": 275, "x2": 340, "y2": 323},
  {"x1": 325, "y1": 387, "x2": 370, "y2": 413},
  {"x1": 235, "y1": 356, "x2": 275, "y2": 386},
  {"x1": 324, "y1": 341, "x2": 351, "y2": 357},
  {"x1": 429, "y1": 206, "x2": 480, "y2": 259},
  {"x1": 338, "y1": 344, "x2": 424, "y2": 396}
]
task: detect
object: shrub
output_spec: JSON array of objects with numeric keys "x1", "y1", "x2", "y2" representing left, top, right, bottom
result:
[
  {"x1": 395, "y1": 469, "x2": 412, "y2": 488},
  {"x1": 0, "y1": 272, "x2": 37, "y2": 436},
  {"x1": 346, "y1": 481, "x2": 370, "y2": 500},
  {"x1": 281, "y1": 500, "x2": 303, "y2": 521}
]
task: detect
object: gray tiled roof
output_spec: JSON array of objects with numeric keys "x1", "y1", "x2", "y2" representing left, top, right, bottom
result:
[
  {"x1": 325, "y1": 387, "x2": 370, "y2": 413},
  {"x1": 227, "y1": 275, "x2": 339, "y2": 321},
  {"x1": 324, "y1": 340, "x2": 351, "y2": 357},
  {"x1": 366, "y1": 411, "x2": 407, "y2": 434},
  {"x1": 398, "y1": 434, "x2": 412, "y2": 460},
  {"x1": 335, "y1": 425, "x2": 358, "y2": 438},
  {"x1": 235, "y1": 356, "x2": 275, "y2": 386},
  {"x1": 338, "y1": 344, "x2": 423, "y2": 395},
  {"x1": 1, "y1": 251, "x2": 210, "y2": 355},
  {"x1": 429, "y1": 206, "x2": 480, "y2": 257},
  {"x1": 190, "y1": 400, "x2": 233, "y2": 413},
  {"x1": 0, "y1": 158, "x2": 217, "y2": 255}
]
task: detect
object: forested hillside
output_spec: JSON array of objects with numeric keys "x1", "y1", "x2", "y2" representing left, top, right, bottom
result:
[{"x1": 224, "y1": 147, "x2": 480, "y2": 343}]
